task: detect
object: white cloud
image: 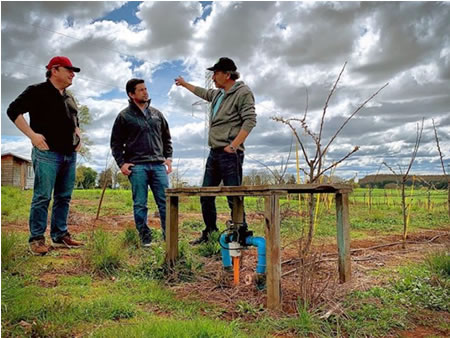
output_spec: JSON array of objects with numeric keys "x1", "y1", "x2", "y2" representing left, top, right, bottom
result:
[{"x1": 2, "y1": 1, "x2": 449, "y2": 181}]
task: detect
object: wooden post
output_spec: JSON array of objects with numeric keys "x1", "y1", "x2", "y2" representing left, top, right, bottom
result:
[
  {"x1": 265, "y1": 194, "x2": 281, "y2": 310},
  {"x1": 336, "y1": 192, "x2": 351, "y2": 283},
  {"x1": 231, "y1": 196, "x2": 244, "y2": 225},
  {"x1": 166, "y1": 195, "x2": 179, "y2": 265}
]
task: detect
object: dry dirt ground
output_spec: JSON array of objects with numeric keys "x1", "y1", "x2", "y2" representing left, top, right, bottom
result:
[{"x1": 2, "y1": 208, "x2": 449, "y2": 337}]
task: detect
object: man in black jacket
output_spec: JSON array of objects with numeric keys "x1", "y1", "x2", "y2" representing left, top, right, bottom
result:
[
  {"x1": 111, "y1": 79, "x2": 173, "y2": 245},
  {"x1": 6, "y1": 56, "x2": 84, "y2": 255}
]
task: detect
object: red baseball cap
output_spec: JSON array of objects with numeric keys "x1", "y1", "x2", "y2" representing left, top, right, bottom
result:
[{"x1": 46, "y1": 56, "x2": 80, "y2": 72}]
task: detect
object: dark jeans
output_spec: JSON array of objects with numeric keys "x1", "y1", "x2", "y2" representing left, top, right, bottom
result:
[
  {"x1": 29, "y1": 147, "x2": 76, "y2": 243},
  {"x1": 128, "y1": 163, "x2": 169, "y2": 241},
  {"x1": 201, "y1": 149, "x2": 246, "y2": 234}
]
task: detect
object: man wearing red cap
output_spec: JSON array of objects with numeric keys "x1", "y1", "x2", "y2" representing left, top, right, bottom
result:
[
  {"x1": 175, "y1": 57, "x2": 257, "y2": 244},
  {"x1": 7, "y1": 56, "x2": 84, "y2": 255}
]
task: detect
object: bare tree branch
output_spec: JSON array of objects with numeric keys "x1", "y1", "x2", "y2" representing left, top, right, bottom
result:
[
  {"x1": 302, "y1": 87, "x2": 309, "y2": 121},
  {"x1": 382, "y1": 161, "x2": 399, "y2": 177},
  {"x1": 318, "y1": 82, "x2": 389, "y2": 172},
  {"x1": 271, "y1": 117, "x2": 311, "y2": 165},
  {"x1": 432, "y1": 119, "x2": 447, "y2": 176},
  {"x1": 315, "y1": 62, "x2": 347, "y2": 163},
  {"x1": 404, "y1": 118, "x2": 424, "y2": 179},
  {"x1": 312, "y1": 146, "x2": 360, "y2": 182}
]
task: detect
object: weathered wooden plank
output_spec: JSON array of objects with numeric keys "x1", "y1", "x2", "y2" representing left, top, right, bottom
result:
[
  {"x1": 166, "y1": 196, "x2": 179, "y2": 265},
  {"x1": 166, "y1": 184, "x2": 352, "y2": 197},
  {"x1": 265, "y1": 194, "x2": 281, "y2": 310},
  {"x1": 336, "y1": 193, "x2": 351, "y2": 283}
]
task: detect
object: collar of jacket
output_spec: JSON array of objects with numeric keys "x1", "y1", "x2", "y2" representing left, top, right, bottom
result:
[
  {"x1": 224, "y1": 81, "x2": 244, "y2": 96},
  {"x1": 45, "y1": 79, "x2": 66, "y2": 97},
  {"x1": 128, "y1": 99, "x2": 151, "y2": 115}
]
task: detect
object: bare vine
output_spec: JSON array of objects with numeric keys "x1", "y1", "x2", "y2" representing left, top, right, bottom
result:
[{"x1": 272, "y1": 62, "x2": 388, "y2": 255}]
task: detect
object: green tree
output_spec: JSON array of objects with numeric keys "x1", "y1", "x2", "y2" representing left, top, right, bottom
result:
[
  {"x1": 98, "y1": 168, "x2": 113, "y2": 189},
  {"x1": 76, "y1": 166, "x2": 97, "y2": 189},
  {"x1": 116, "y1": 172, "x2": 131, "y2": 190},
  {"x1": 77, "y1": 105, "x2": 93, "y2": 160}
]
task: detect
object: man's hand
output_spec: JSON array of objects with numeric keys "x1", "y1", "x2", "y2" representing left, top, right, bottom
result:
[
  {"x1": 31, "y1": 132, "x2": 49, "y2": 150},
  {"x1": 174, "y1": 76, "x2": 196, "y2": 93},
  {"x1": 174, "y1": 76, "x2": 186, "y2": 87},
  {"x1": 75, "y1": 127, "x2": 82, "y2": 152},
  {"x1": 164, "y1": 159, "x2": 172, "y2": 174},
  {"x1": 224, "y1": 145, "x2": 237, "y2": 154},
  {"x1": 121, "y1": 163, "x2": 134, "y2": 176}
]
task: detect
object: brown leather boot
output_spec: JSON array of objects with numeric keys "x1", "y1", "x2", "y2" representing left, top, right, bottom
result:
[{"x1": 29, "y1": 239, "x2": 49, "y2": 256}]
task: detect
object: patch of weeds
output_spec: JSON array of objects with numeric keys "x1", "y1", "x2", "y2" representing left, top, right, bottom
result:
[
  {"x1": 340, "y1": 260, "x2": 450, "y2": 337},
  {"x1": 166, "y1": 241, "x2": 203, "y2": 283},
  {"x1": 2, "y1": 232, "x2": 22, "y2": 272},
  {"x1": 236, "y1": 301, "x2": 264, "y2": 316},
  {"x1": 196, "y1": 231, "x2": 221, "y2": 257},
  {"x1": 133, "y1": 241, "x2": 202, "y2": 283},
  {"x1": 426, "y1": 249, "x2": 450, "y2": 277},
  {"x1": 341, "y1": 294, "x2": 407, "y2": 337},
  {"x1": 86, "y1": 230, "x2": 125, "y2": 275},
  {"x1": 274, "y1": 303, "x2": 331, "y2": 337},
  {"x1": 82, "y1": 296, "x2": 137, "y2": 320},
  {"x1": 59, "y1": 275, "x2": 92, "y2": 286},
  {"x1": 392, "y1": 265, "x2": 449, "y2": 312},
  {"x1": 182, "y1": 219, "x2": 204, "y2": 231},
  {"x1": 91, "y1": 316, "x2": 245, "y2": 338},
  {"x1": 122, "y1": 228, "x2": 140, "y2": 249},
  {"x1": 134, "y1": 245, "x2": 167, "y2": 280}
]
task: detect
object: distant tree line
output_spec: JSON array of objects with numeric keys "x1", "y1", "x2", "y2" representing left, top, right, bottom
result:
[{"x1": 359, "y1": 174, "x2": 448, "y2": 189}]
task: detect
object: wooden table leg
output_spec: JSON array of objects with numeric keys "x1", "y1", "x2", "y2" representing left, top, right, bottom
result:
[
  {"x1": 232, "y1": 196, "x2": 244, "y2": 225},
  {"x1": 336, "y1": 192, "x2": 351, "y2": 283},
  {"x1": 265, "y1": 194, "x2": 281, "y2": 310},
  {"x1": 166, "y1": 195, "x2": 179, "y2": 265}
]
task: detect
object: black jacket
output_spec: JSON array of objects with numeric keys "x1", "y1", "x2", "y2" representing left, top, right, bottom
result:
[
  {"x1": 110, "y1": 100, "x2": 172, "y2": 168},
  {"x1": 6, "y1": 80, "x2": 79, "y2": 154}
]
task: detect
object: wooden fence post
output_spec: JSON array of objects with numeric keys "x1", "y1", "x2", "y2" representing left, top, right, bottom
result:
[
  {"x1": 265, "y1": 193, "x2": 281, "y2": 310},
  {"x1": 336, "y1": 192, "x2": 351, "y2": 283},
  {"x1": 232, "y1": 196, "x2": 245, "y2": 225},
  {"x1": 166, "y1": 195, "x2": 179, "y2": 265}
]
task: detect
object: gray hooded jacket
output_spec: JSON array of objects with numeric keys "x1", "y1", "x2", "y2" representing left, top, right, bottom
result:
[{"x1": 193, "y1": 81, "x2": 256, "y2": 151}]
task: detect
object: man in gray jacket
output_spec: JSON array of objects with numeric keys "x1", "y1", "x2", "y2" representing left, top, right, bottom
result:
[{"x1": 175, "y1": 57, "x2": 256, "y2": 244}]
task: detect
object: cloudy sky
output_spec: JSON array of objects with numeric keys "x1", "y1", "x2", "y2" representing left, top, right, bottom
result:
[{"x1": 2, "y1": 1, "x2": 449, "y2": 184}]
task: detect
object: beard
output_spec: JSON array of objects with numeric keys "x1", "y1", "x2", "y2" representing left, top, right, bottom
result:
[{"x1": 136, "y1": 97, "x2": 148, "y2": 104}]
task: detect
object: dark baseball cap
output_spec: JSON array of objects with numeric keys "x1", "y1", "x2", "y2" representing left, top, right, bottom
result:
[
  {"x1": 207, "y1": 57, "x2": 237, "y2": 72},
  {"x1": 46, "y1": 56, "x2": 80, "y2": 72}
]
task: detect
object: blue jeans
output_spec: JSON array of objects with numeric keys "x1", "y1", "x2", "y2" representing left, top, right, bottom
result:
[
  {"x1": 29, "y1": 147, "x2": 76, "y2": 243},
  {"x1": 201, "y1": 149, "x2": 246, "y2": 234},
  {"x1": 128, "y1": 163, "x2": 169, "y2": 241}
]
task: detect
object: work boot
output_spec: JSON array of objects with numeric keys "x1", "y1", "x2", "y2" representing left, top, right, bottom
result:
[
  {"x1": 190, "y1": 229, "x2": 217, "y2": 245},
  {"x1": 52, "y1": 234, "x2": 84, "y2": 248},
  {"x1": 29, "y1": 239, "x2": 49, "y2": 256},
  {"x1": 141, "y1": 232, "x2": 153, "y2": 248}
]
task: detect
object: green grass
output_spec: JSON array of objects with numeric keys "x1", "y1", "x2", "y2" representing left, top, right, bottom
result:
[
  {"x1": 338, "y1": 255, "x2": 450, "y2": 337},
  {"x1": 1, "y1": 187, "x2": 449, "y2": 337},
  {"x1": 92, "y1": 316, "x2": 246, "y2": 338},
  {"x1": 1, "y1": 186, "x2": 33, "y2": 222},
  {"x1": 2, "y1": 230, "x2": 449, "y2": 338},
  {"x1": 87, "y1": 229, "x2": 125, "y2": 275}
]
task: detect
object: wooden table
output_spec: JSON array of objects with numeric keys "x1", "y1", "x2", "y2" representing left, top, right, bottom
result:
[{"x1": 165, "y1": 184, "x2": 352, "y2": 310}]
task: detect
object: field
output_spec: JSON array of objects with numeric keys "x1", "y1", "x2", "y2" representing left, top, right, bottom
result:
[{"x1": 1, "y1": 186, "x2": 449, "y2": 337}]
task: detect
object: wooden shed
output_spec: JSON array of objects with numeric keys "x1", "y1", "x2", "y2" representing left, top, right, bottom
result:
[{"x1": 1, "y1": 153, "x2": 34, "y2": 189}]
